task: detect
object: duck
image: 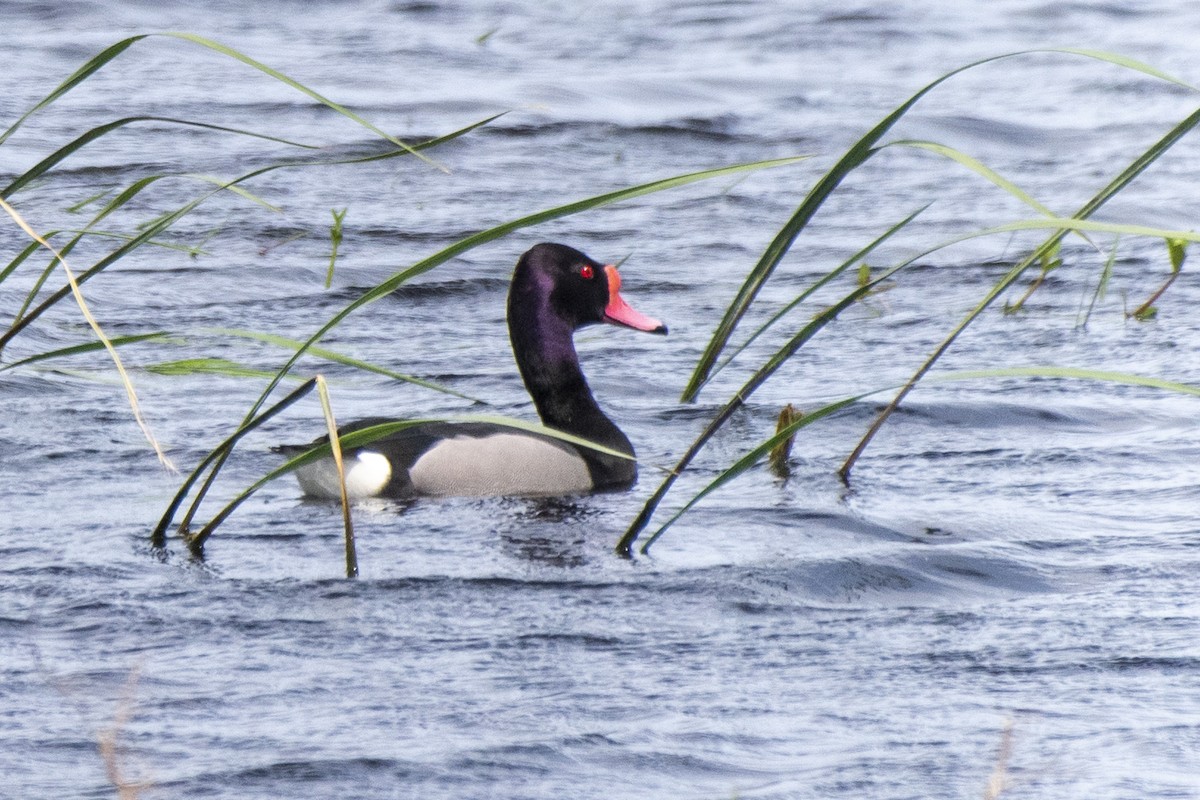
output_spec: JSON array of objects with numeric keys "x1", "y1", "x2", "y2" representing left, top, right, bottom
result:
[{"x1": 282, "y1": 242, "x2": 668, "y2": 500}]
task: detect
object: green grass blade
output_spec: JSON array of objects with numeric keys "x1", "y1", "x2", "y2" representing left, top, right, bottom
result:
[
  {"x1": 639, "y1": 395, "x2": 865, "y2": 554},
  {"x1": 151, "y1": 377, "x2": 318, "y2": 547},
  {"x1": 888, "y1": 140, "x2": 1059, "y2": 218},
  {"x1": 1056, "y1": 49, "x2": 1197, "y2": 90},
  {"x1": 143, "y1": 357, "x2": 285, "y2": 380},
  {"x1": 450, "y1": 415, "x2": 639, "y2": 461},
  {"x1": 708, "y1": 204, "x2": 929, "y2": 384},
  {"x1": 2, "y1": 114, "x2": 505, "y2": 352},
  {"x1": 2, "y1": 116, "x2": 317, "y2": 200},
  {"x1": 58, "y1": 229, "x2": 209, "y2": 254},
  {"x1": 283, "y1": 415, "x2": 636, "y2": 463},
  {"x1": 1079, "y1": 236, "x2": 1120, "y2": 328},
  {"x1": 965, "y1": 217, "x2": 1200, "y2": 243},
  {"x1": 0, "y1": 36, "x2": 145, "y2": 146},
  {"x1": 215, "y1": 328, "x2": 483, "y2": 403},
  {"x1": 4, "y1": 32, "x2": 437, "y2": 166},
  {"x1": 679, "y1": 48, "x2": 1198, "y2": 403},
  {"x1": 171, "y1": 175, "x2": 282, "y2": 212},
  {"x1": 326, "y1": 208, "x2": 347, "y2": 288},
  {"x1": 931, "y1": 366, "x2": 1200, "y2": 395},
  {"x1": 0, "y1": 332, "x2": 174, "y2": 372},
  {"x1": 617, "y1": 267, "x2": 896, "y2": 555},
  {"x1": 641, "y1": 364, "x2": 1200, "y2": 553},
  {"x1": 839, "y1": 102, "x2": 1200, "y2": 480},
  {"x1": 0, "y1": 240, "x2": 45, "y2": 286},
  {"x1": 159, "y1": 32, "x2": 435, "y2": 168}
]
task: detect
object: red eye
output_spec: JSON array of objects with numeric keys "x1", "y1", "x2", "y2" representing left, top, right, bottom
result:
[{"x1": 579, "y1": 264, "x2": 595, "y2": 279}]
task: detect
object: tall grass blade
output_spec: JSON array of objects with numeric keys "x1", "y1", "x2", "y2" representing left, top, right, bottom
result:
[
  {"x1": 159, "y1": 32, "x2": 435, "y2": 168},
  {"x1": 931, "y1": 365, "x2": 1200, "y2": 396},
  {"x1": 326, "y1": 208, "x2": 347, "y2": 289},
  {"x1": 638, "y1": 395, "x2": 865, "y2": 554},
  {"x1": 143, "y1": 358, "x2": 284, "y2": 379},
  {"x1": 1055, "y1": 49, "x2": 1197, "y2": 91},
  {"x1": 216, "y1": 328, "x2": 482, "y2": 402},
  {"x1": 0, "y1": 36, "x2": 142, "y2": 146},
  {"x1": 707, "y1": 204, "x2": 928, "y2": 385},
  {"x1": 0, "y1": 114, "x2": 504, "y2": 353},
  {"x1": 0, "y1": 332, "x2": 173, "y2": 372},
  {"x1": 966, "y1": 217, "x2": 1200, "y2": 242},
  {"x1": 2, "y1": 116, "x2": 317, "y2": 200},
  {"x1": 3, "y1": 33, "x2": 433, "y2": 165},
  {"x1": 314, "y1": 376, "x2": 357, "y2": 579},
  {"x1": 839, "y1": 103, "x2": 1200, "y2": 480},
  {"x1": 641, "y1": 364, "x2": 1200, "y2": 554},
  {"x1": 0, "y1": 240, "x2": 45, "y2": 286},
  {"x1": 618, "y1": 269, "x2": 895, "y2": 555},
  {"x1": 888, "y1": 140, "x2": 1061, "y2": 219},
  {"x1": 152, "y1": 377, "x2": 318, "y2": 548},
  {"x1": 0, "y1": 197, "x2": 174, "y2": 470},
  {"x1": 679, "y1": 48, "x2": 1196, "y2": 403},
  {"x1": 1079, "y1": 236, "x2": 1119, "y2": 328}
]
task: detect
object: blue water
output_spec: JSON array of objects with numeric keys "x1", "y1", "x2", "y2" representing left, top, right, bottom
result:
[{"x1": 3, "y1": 1, "x2": 1200, "y2": 797}]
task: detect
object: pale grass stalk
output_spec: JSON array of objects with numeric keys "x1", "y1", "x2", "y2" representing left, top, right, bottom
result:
[
  {"x1": 97, "y1": 665, "x2": 151, "y2": 800},
  {"x1": 316, "y1": 375, "x2": 358, "y2": 578},
  {"x1": 983, "y1": 718, "x2": 1015, "y2": 799},
  {"x1": 0, "y1": 197, "x2": 175, "y2": 471}
]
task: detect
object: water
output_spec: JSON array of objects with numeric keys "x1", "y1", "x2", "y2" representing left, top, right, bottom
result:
[{"x1": 2, "y1": 1, "x2": 1200, "y2": 797}]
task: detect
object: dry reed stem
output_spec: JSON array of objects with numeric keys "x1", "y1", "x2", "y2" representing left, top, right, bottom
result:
[
  {"x1": 97, "y1": 665, "x2": 152, "y2": 799},
  {"x1": 315, "y1": 375, "x2": 358, "y2": 577},
  {"x1": 983, "y1": 718, "x2": 1015, "y2": 800},
  {"x1": 768, "y1": 403, "x2": 798, "y2": 478},
  {"x1": 0, "y1": 197, "x2": 175, "y2": 471}
]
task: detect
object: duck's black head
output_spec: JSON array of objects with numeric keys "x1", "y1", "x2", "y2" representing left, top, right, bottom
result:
[{"x1": 509, "y1": 242, "x2": 668, "y2": 335}]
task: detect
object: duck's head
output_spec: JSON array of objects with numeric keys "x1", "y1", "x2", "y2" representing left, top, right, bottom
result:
[{"x1": 510, "y1": 242, "x2": 667, "y2": 335}]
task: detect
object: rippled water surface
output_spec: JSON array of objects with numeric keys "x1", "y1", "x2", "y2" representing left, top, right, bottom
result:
[{"x1": 3, "y1": 1, "x2": 1200, "y2": 798}]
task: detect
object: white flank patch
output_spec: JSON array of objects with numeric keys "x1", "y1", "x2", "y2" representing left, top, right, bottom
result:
[
  {"x1": 294, "y1": 450, "x2": 393, "y2": 500},
  {"x1": 409, "y1": 433, "x2": 593, "y2": 497}
]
